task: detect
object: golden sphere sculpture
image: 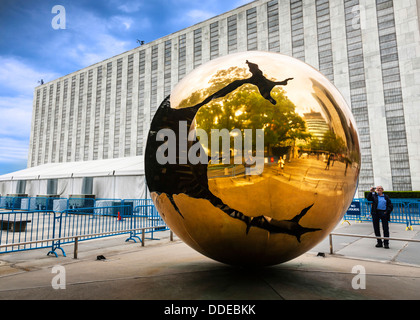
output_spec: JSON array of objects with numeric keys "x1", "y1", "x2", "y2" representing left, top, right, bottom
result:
[{"x1": 145, "y1": 51, "x2": 360, "y2": 267}]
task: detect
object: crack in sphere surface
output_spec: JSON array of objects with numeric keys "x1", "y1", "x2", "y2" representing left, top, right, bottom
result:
[{"x1": 145, "y1": 51, "x2": 360, "y2": 267}]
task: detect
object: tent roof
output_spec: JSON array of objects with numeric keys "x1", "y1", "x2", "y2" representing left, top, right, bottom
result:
[{"x1": 0, "y1": 156, "x2": 145, "y2": 181}]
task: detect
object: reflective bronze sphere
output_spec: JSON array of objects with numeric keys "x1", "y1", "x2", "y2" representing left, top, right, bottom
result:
[{"x1": 145, "y1": 51, "x2": 360, "y2": 267}]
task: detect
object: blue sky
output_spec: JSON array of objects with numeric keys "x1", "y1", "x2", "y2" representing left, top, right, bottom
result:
[{"x1": 0, "y1": 0, "x2": 251, "y2": 175}]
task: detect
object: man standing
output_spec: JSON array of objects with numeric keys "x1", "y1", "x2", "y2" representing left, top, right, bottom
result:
[{"x1": 367, "y1": 186, "x2": 393, "y2": 249}]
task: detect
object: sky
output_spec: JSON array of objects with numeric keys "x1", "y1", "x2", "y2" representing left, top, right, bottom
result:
[{"x1": 0, "y1": 0, "x2": 252, "y2": 175}]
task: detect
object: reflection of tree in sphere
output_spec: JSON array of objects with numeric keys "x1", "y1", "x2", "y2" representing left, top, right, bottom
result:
[{"x1": 145, "y1": 51, "x2": 360, "y2": 267}]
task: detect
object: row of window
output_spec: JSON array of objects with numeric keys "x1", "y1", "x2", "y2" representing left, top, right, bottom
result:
[
  {"x1": 136, "y1": 51, "x2": 146, "y2": 156},
  {"x1": 316, "y1": 0, "x2": 334, "y2": 83},
  {"x1": 113, "y1": 58, "x2": 123, "y2": 158},
  {"x1": 343, "y1": 0, "x2": 373, "y2": 192},
  {"x1": 75, "y1": 73, "x2": 85, "y2": 162},
  {"x1": 376, "y1": 0, "x2": 411, "y2": 191},
  {"x1": 267, "y1": 0, "x2": 280, "y2": 52},
  {"x1": 125, "y1": 55, "x2": 134, "y2": 157},
  {"x1": 93, "y1": 67, "x2": 102, "y2": 160},
  {"x1": 290, "y1": 0, "x2": 305, "y2": 60},
  {"x1": 84, "y1": 70, "x2": 93, "y2": 160}
]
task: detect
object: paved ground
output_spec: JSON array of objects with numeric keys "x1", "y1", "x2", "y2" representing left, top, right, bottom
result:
[{"x1": 0, "y1": 220, "x2": 419, "y2": 303}]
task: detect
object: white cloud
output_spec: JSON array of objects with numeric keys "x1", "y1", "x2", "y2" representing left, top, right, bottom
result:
[
  {"x1": 0, "y1": 56, "x2": 58, "y2": 154},
  {"x1": 186, "y1": 9, "x2": 214, "y2": 23},
  {"x1": 0, "y1": 137, "x2": 29, "y2": 163},
  {"x1": 0, "y1": 96, "x2": 33, "y2": 139},
  {"x1": 58, "y1": 11, "x2": 141, "y2": 68},
  {"x1": 123, "y1": 21, "x2": 131, "y2": 30},
  {"x1": 166, "y1": 1, "x2": 248, "y2": 29},
  {"x1": 109, "y1": 15, "x2": 135, "y2": 30},
  {"x1": 0, "y1": 57, "x2": 59, "y2": 95},
  {"x1": 117, "y1": 2, "x2": 142, "y2": 13},
  {"x1": 234, "y1": 0, "x2": 253, "y2": 8},
  {"x1": 67, "y1": 33, "x2": 131, "y2": 67},
  {"x1": 0, "y1": 57, "x2": 54, "y2": 167},
  {"x1": 169, "y1": 8, "x2": 215, "y2": 27}
]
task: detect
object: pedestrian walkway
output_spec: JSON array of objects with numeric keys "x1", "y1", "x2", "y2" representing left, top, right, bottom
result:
[
  {"x1": 0, "y1": 222, "x2": 419, "y2": 300},
  {"x1": 312, "y1": 220, "x2": 420, "y2": 266}
]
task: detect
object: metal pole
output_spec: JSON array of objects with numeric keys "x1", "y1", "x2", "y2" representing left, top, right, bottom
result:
[
  {"x1": 170, "y1": 230, "x2": 173, "y2": 242},
  {"x1": 74, "y1": 236, "x2": 78, "y2": 259},
  {"x1": 329, "y1": 233, "x2": 333, "y2": 254},
  {"x1": 330, "y1": 232, "x2": 420, "y2": 243},
  {"x1": 141, "y1": 229, "x2": 145, "y2": 246}
]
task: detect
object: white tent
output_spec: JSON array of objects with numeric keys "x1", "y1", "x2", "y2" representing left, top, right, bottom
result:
[{"x1": 0, "y1": 156, "x2": 147, "y2": 199}]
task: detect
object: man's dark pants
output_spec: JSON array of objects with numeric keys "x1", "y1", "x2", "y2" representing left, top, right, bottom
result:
[{"x1": 372, "y1": 209, "x2": 389, "y2": 245}]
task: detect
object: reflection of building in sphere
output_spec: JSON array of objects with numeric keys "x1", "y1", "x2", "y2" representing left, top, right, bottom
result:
[{"x1": 303, "y1": 110, "x2": 330, "y2": 142}]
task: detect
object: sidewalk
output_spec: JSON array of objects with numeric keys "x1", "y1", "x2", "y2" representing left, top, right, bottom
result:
[
  {"x1": 312, "y1": 220, "x2": 420, "y2": 266},
  {"x1": 0, "y1": 222, "x2": 419, "y2": 300}
]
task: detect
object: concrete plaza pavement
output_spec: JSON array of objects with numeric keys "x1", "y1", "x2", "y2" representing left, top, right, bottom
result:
[{"x1": 0, "y1": 220, "x2": 419, "y2": 300}]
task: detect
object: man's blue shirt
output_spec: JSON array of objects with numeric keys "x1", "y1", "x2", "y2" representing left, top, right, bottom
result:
[{"x1": 377, "y1": 195, "x2": 387, "y2": 210}]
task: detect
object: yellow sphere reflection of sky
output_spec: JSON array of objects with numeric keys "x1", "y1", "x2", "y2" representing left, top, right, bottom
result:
[{"x1": 150, "y1": 51, "x2": 360, "y2": 267}]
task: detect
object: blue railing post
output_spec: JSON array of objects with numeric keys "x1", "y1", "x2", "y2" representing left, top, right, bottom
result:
[
  {"x1": 405, "y1": 201, "x2": 414, "y2": 231},
  {"x1": 47, "y1": 211, "x2": 66, "y2": 257},
  {"x1": 125, "y1": 203, "x2": 141, "y2": 243}
]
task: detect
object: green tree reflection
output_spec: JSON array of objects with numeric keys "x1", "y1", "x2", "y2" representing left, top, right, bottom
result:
[
  {"x1": 178, "y1": 67, "x2": 310, "y2": 158},
  {"x1": 321, "y1": 130, "x2": 346, "y2": 154}
]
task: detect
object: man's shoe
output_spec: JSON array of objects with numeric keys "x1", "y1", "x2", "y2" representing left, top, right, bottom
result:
[
  {"x1": 384, "y1": 244, "x2": 389, "y2": 249},
  {"x1": 375, "y1": 243, "x2": 383, "y2": 248}
]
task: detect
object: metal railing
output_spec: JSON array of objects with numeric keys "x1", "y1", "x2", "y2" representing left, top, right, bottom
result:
[
  {"x1": 343, "y1": 198, "x2": 420, "y2": 230},
  {"x1": 0, "y1": 201, "x2": 168, "y2": 256},
  {"x1": 0, "y1": 225, "x2": 173, "y2": 259},
  {"x1": 0, "y1": 196, "x2": 156, "y2": 212},
  {"x1": 328, "y1": 232, "x2": 420, "y2": 255}
]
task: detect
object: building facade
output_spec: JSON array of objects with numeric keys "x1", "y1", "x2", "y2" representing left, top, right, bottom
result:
[{"x1": 28, "y1": 0, "x2": 420, "y2": 195}]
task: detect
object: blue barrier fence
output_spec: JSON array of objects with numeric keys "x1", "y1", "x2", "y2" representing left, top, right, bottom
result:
[
  {"x1": 344, "y1": 198, "x2": 420, "y2": 230},
  {"x1": 0, "y1": 195, "x2": 155, "y2": 212},
  {"x1": 0, "y1": 199, "x2": 167, "y2": 256},
  {"x1": 2, "y1": 196, "x2": 419, "y2": 256}
]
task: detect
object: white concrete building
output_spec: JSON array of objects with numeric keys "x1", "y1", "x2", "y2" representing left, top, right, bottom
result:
[{"x1": 2, "y1": 0, "x2": 420, "y2": 198}]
